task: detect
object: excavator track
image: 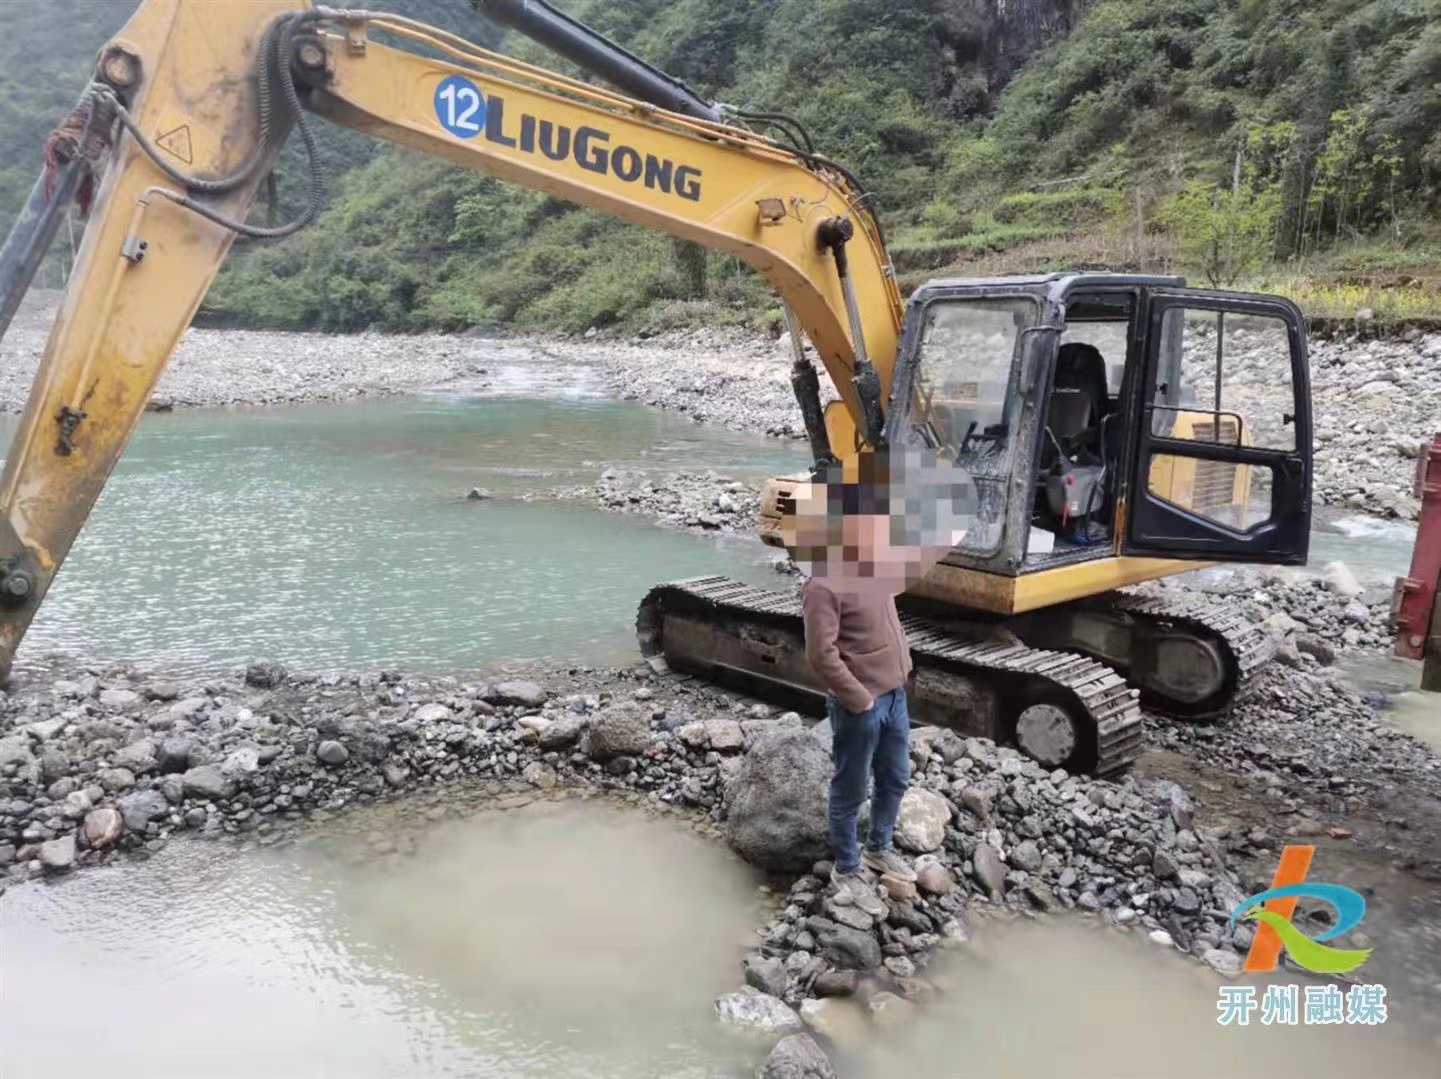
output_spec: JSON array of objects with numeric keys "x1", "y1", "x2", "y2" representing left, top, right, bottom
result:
[
  {"x1": 1109, "y1": 590, "x2": 1275, "y2": 719},
  {"x1": 638, "y1": 576, "x2": 1145, "y2": 778}
]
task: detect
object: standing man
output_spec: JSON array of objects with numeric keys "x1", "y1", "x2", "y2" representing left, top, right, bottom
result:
[{"x1": 801, "y1": 483, "x2": 919, "y2": 912}]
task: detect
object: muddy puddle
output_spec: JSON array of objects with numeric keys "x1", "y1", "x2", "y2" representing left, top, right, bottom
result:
[
  {"x1": 3, "y1": 796, "x2": 1436, "y2": 1078},
  {"x1": 1340, "y1": 651, "x2": 1441, "y2": 751},
  {"x1": 857, "y1": 917, "x2": 1436, "y2": 1078},
  {"x1": 0, "y1": 795, "x2": 770, "y2": 1078}
]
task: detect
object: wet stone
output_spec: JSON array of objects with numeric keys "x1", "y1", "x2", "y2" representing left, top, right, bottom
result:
[
  {"x1": 99, "y1": 688, "x2": 141, "y2": 709},
  {"x1": 714, "y1": 986, "x2": 802, "y2": 1035},
  {"x1": 1153, "y1": 848, "x2": 1180, "y2": 880},
  {"x1": 972, "y1": 842, "x2": 1008, "y2": 897},
  {"x1": 118, "y1": 789, "x2": 170, "y2": 832},
  {"x1": 1172, "y1": 887, "x2": 1201, "y2": 914},
  {"x1": 159, "y1": 736, "x2": 195, "y2": 773},
  {"x1": 883, "y1": 955, "x2": 916, "y2": 979},
  {"x1": 46, "y1": 776, "x2": 78, "y2": 801},
  {"x1": 758, "y1": 1033, "x2": 836, "y2": 1079},
  {"x1": 39, "y1": 749, "x2": 71, "y2": 783},
  {"x1": 812, "y1": 969, "x2": 859, "y2": 997},
  {"x1": 489, "y1": 681, "x2": 549, "y2": 708},
  {"x1": 914, "y1": 857, "x2": 953, "y2": 896},
  {"x1": 1010, "y1": 839, "x2": 1043, "y2": 872},
  {"x1": 743, "y1": 954, "x2": 790, "y2": 998},
  {"x1": 1203, "y1": 948, "x2": 1243, "y2": 978}
]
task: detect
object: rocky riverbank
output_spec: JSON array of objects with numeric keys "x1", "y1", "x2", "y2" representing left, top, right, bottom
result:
[
  {"x1": 3, "y1": 643, "x2": 1438, "y2": 1070},
  {"x1": 4, "y1": 289, "x2": 1434, "y2": 520}
]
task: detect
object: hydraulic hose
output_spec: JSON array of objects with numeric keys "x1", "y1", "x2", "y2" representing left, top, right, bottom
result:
[{"x1": 107, "y1": 10, "x2": 327, "y2": 239}]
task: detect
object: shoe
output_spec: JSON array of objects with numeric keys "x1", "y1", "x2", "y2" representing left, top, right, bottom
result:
[
  {"x1": 863, "y1": 847, "x2": 917, "y2": 883},
  {"x1": 830, "y1": 866, "x2": 887, "y2": 918}
]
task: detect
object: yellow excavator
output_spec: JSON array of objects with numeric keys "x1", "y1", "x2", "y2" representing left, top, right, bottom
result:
[{"x1": 0, "y1": 0, "x2": 1315, "y2": 776}]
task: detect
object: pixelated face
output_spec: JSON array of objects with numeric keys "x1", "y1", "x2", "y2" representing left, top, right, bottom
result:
[{"x1": 788, "y1": 447, "x2": 978, "y2": 594}]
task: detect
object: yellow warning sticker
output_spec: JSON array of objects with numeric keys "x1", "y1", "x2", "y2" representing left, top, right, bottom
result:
[{"x1": 154, "y1": 124, "x2": 193, "y2": 164}]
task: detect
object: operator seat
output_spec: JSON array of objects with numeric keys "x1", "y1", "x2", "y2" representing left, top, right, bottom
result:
[
  {"x1": 1052, "y1": 343, "x2": 1111, "y2": 431},
  {"x1": 1039, "y1": 342, "x2": 1118, "y2": 534}
]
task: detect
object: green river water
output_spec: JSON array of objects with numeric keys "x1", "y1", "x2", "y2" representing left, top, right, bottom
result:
[{"x1": 0, "y1": 395, "x2": 810, "y2": 675}]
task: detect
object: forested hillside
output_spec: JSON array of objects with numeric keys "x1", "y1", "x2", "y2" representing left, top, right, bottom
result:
[{"x1": 2, "y1": 1, "x2": 1437, "y2": 332}]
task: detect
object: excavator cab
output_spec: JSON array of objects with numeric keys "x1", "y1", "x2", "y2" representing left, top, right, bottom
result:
[{"x1": 884, "y1": 273, "x2": 1313, "y2": 591}]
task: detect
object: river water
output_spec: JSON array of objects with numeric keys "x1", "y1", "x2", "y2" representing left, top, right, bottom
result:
[
  {"x1": 0, "y1": 387, "x2": 1418, "y2": 679},
  {"x1": 0, "y1": 393, "x2": 810, "y2": 675}
]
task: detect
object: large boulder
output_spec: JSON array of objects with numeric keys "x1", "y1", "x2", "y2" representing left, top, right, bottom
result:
[
  {"x1": 724, "y1": 729, "x2": 830, "y2": 872},
  {"x1": 581, "y1": 702, "x2": 651, "y2": 760}
]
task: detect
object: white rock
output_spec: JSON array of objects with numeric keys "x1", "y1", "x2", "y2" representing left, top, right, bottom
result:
[
  {"x1": 39, "y1": 835, "x2": 76, "y2": 871},
  {"x1": 1203, "y1": 948, "x2": 1243, "y2": 977},
  {"x1": 412, "y1": 703, "x2": 452, "y2": 724},
  {"x1": 222, "y1": 746, "x2": 260, "y2": 776},
  {"x1": 1322, "y1": 561, "x2": 1364, "y2": 598},
  {"x1": 714, "y1": 986, "x2": 802, "y2": 1035},
  {"x1": 99, "y1": 688, "x2": 141, "y2": 709},
  {"x1": 894, "y1": 787, "x2": 951, "y2": 853}
]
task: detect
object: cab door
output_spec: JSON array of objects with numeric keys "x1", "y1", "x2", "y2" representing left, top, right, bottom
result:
[{"x1": 1121, "y1": 289, "x2": 1311, "y2": 563}]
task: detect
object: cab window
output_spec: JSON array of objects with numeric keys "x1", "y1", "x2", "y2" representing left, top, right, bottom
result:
[{"x1": 905, "y1": 297, "x2": 1038, "y2": 555}]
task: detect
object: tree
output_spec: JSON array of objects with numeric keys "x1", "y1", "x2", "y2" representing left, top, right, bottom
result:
[{"x1": 1162, "y1": 178, "x2": 1281, "y2": 288}]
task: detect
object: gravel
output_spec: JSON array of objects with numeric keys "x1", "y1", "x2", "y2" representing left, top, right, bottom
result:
[
  {"x1": 1307, "y1": 331, "x2": 1441, "y2": 519},
  {"x1": 555, "y1": 468, "x2": 766, "y2": 536}
]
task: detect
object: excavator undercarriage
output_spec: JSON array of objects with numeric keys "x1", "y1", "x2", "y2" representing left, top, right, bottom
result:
[{"x1": 638, "y1": 576, "x2": 1274, "y2": 777}]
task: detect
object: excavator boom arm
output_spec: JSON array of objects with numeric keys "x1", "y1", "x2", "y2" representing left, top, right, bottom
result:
[{"x1": 0, "y1": 0, "x2": 903, "y2": 678}]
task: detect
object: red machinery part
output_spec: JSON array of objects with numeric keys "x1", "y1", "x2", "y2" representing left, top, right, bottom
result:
[{"x1": 1392, "y1": 433, "x2": 1441, "y2": 687}]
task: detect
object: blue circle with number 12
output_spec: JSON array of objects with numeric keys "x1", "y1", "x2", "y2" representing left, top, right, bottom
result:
[{"x1": 435, "y1": 74, "x2": 487, "y2": 139}]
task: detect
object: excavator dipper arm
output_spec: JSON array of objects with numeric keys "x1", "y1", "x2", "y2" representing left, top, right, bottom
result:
[{"x1": 0, "y1": 0, "x2": 902, "y2": 678}]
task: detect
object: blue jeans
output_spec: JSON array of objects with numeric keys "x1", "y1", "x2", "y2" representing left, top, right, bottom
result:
[{"x1": 827, "y1": 688, "x2": 910, "y2": 874}]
